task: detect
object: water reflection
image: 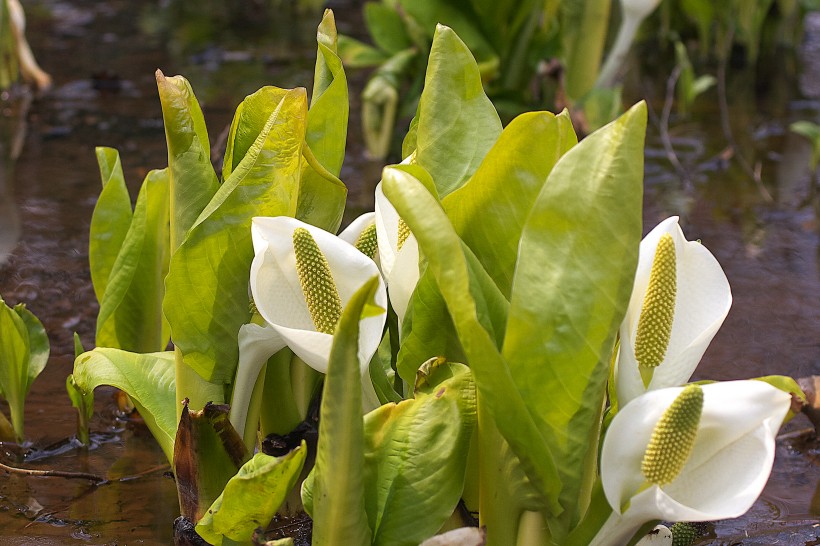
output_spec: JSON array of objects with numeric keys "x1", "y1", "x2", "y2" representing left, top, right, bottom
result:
[{"x1": 0, "y1": 91, "x2": 27, "y2": 268}]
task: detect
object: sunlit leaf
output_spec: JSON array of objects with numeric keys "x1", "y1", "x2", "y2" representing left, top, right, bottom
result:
[
  {"x1": 298, "y1": 9, "x2": 348, "y2": 232},
  {"x1": 156, "y1": 72, "x2": 220, "y2": 251},
  {"x1": 382, "y1": 166, "x2": 563, "y2": 516},
  {"x1": 305, "y1": 277, "x2": 381, "y2": 545},
  {"x1": 96, "y1": 168, "x2": 171, "y2": 353},
  {"x1": 196, "y1": 443, "x2": 307, "y2": 545},
  {"x1": 70, "y1": 348, "x2": 177, "y2": 462},
  {"x1": 89, "y1": 147, "x2": 132, "y2": 303},
  {"x1": 503, "y1": 102, "x2": 646, "y2": 532},
  {"x1": 408, "y1": 25, "x2": 501, "y2": 198},
  {"x1": 164, "y1": 88, "x2": 308, "y2": 384},
  {"x1": 364, "y1": 360, "x2": 476, "y2": 546},
  {"x1": 443, "y1": 110, "x2": 577, "y2": 297}
]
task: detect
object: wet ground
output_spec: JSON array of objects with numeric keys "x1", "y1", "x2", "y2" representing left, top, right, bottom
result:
[{"x1": 0, "y1": 1, "x2": 818, "y2": 544}]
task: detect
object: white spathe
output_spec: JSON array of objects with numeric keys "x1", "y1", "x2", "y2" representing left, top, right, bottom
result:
[
  {"x1": 591, "y1": 380, "x2": 791, "y2": 546},
  {"x1": 374, "y1": 181, "x2": 421, "y2": 327},
  {"x1": 230, "y1": 216, "x2": 387, "y2": 433},
  {"x1": 616, "y1": 216, "x2": 731, "y2": 406}
]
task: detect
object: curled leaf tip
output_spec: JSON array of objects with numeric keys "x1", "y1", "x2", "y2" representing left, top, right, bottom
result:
[
  {"x1": 354, "y1": 222, "x2": 378, "y2": 259},
  {"x1": 635, "y1": 233, "x2": 677, "y2": 385},
  {"x1": 293, "y1": 227, "x2": 342, "y2": 334},
  {"x1": 641, "y1": 384, "x2": 703, "y2": 485}
]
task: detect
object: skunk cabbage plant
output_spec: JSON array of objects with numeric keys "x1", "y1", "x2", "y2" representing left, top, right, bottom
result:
[
  {"x1": 65, "y1": 11, "x2": 805, "y2": 546},
  {"x1": 0, "y1": 295, "x2": 48, "y2": 442}
]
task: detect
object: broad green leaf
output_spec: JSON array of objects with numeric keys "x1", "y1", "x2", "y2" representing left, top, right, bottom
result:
[
  {"x1": 410, "y1": 25, "x2": 502, "y2": 198},
  {"x1": 174, "y1": 402, "x2": 249, "y2": 522},
  {"x1": 307, "y1": 277, "x2": 381, "y2": 545},
  {"x1": 364, "y1": 360, "x2": 476, "y2": 546},
  {"x1": 70, "y1": 348, "x2": 177, "y2": 462},
  {"x1": 364, "y1": 2, "x2": 413, "y2": 55},
  {"x1": 196, "y1": 443, "x2": 307, "y2": 545},
  {"x1": 223, "y1": 87, "x2": 291, "y2": 182},
  {"x1": 0, "y1": 298, "x2": 30, "y2": 441},
  {"x1": 156, "y1": 71, "x2": 220, "y2": 250},
  {"x1": 89, "y1": 147, "x2": 132, "y2": 303},
  {"x1": 164, "y1": 88, "x2": 308, "y2": 384},
  {"x1": 502, "y1": 102, "x2": 646, "y2": 532},
  {"x1": 443, "y1": 110, "x2": 577, "y2": 297},
  {"x1": 0, "y1": 0, "x2": 18, "y2": 90},
  {"x1": 561, "y1": 0, "x2": 611, "y2": 100},
  {"x1": 96, "y1": 168, "x2": 171, "y2": 353},
  {"x1": 382, "y1": 166, "x2": 563, "y2": 516},
  {"x1": 297, "y1": 9, "x2": 348, "y2": 232}
]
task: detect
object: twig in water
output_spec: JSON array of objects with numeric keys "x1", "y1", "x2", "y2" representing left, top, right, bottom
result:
[
  {"x1": 658, "y1": 64, "x2": 693, "y2": 190},
  {"x1": 0, "y1": 459, "x2": 106, "y2": 483}
]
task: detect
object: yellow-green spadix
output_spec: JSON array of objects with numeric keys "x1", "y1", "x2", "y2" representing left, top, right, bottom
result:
[
  {"x1": 616, "y1": 216, "x2": 731, "y2": 406},
  {"x1": 591, "y1": 380, "x2": 791, "y2": 546},
  {"x1": 229, "y1": 217, "x2": 387, "y2": 434}
]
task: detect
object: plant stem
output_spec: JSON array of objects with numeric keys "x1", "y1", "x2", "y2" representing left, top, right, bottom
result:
[
  {"x1": 259, "y1": 350, "x2": 303, "y2": 437},
  {"x1": 516, "y1": 511, "x2": 550, "y2": 546},
  {"x1": 174, "y1": 347, "x2": 223, "y2": 423},
  {"x1": 477, "y1": 398, "x2": 522, "y2": 544}
]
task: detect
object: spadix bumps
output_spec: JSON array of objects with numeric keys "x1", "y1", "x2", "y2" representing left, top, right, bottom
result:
[
  {"x1": 634, "y1": 233, "x2": 676, "y2": 387},
  {"x1": 617, "y1": 217, "x2": 731, "y2": 405},
  {"x1": 641, "y1": 384, "x2": 702, "y2": 485},
  {"x1": 293, "y1": 227, "x2": 342, "y2": 335}
]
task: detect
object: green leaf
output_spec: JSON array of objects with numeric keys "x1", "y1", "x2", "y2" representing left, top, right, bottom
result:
[
  {"x1": 754, "y1": 375, "x2": 807, "y2": 422},
  {"x1": 70, "y1": 348, "x2": 177, "y2": 463},
  {"x1": 164, "y1": 88, "x2": 308, "y2": 383},
  {"x1": 298, "y1": 9, "x2": 348, "y2": 232},
  {"x1": 382, "y1": 166, "x2": 563, "y2": 516},
  {"x1": 196, "y1": 443, "x2": 307, "y2": 545},
  {"x1": 307, "y1": 277, "x2": 381, "y2": 545},
  {"x1": 96, "y1": 168, "x2": 171, "y2": 353},
  {"x1": 337, "y1": 35, "x2": 390, "y2": 68},
  {"x1": 364, "y1": 2, "x2": 413, "y2": 55},
  {"x1": 443, "y1": 110, "x2": 577, "y2": 297},
  {"x1": 410, "y1": 24, "x2": 502, "y2": 198},
  {"x1": 397, "y1": 0, "x2": 497, "y2": 63},
  {"x1": 14, "y1": 304, "x2": 48, "y2": 395},
  {"x1": 89, "y1": 147, "x2": 133, "y2": 303},
  {"x1": 364, "y1": 360, "x2": 477, "y2": 546},
  {"x1": 502, "y1": 102, "x2": 646, "y2": 532},
  {"x1": 156, "y1": 71, "x2": 220, "y2": 251},
  {"x1": 0, "y1": 297, "x2": 31, "y2": 441},
  {"x1": 397, "y1": 269, "x2": 464, "y2": 385},
  {"x1": 561, "y1": 0, "x2": 611, "y2": 100}
]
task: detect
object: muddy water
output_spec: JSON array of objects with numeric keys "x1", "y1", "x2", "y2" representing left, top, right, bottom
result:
[{"x1": 0, "y1": 1, "x2": 818, "y2": 544}]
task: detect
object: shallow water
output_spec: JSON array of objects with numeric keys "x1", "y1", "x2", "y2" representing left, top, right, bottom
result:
[{"x1": 0, "y1": 1, "x2": 817, "y2": 544}]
